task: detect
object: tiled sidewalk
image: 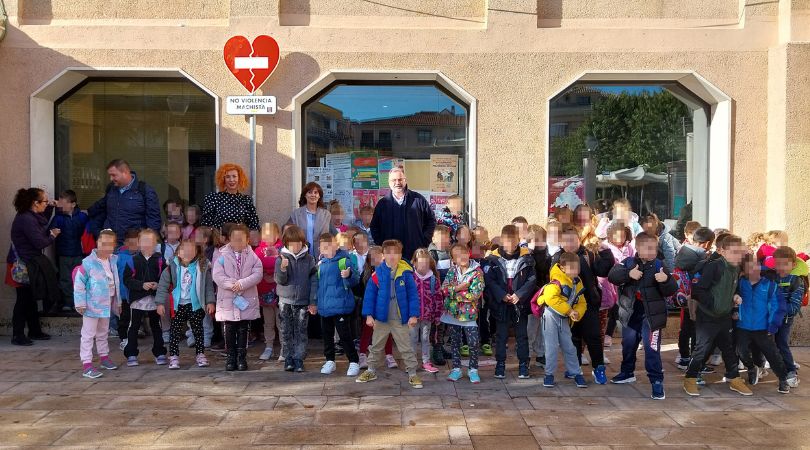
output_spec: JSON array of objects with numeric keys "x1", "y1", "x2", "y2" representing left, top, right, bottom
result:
[{"x1": 0, "y1": 337, "x2": 807, "y2": 449}]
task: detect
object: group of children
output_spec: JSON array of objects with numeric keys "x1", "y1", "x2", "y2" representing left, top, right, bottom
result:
[{"x1": 71, "y1": 192, "x2": 807, "y2": 402}]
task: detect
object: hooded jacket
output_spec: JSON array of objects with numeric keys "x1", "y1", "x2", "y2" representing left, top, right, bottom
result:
[
  {"x1": 414, "y1": 270, "x2": 443, "y2": 323},
  {"x1": 675, "y1": 243, "x2": 707, "y2": 274},
  {"x1": 441, "y1": 260, "x2": 485, "y2": 323},
  {"x1": 656, "y1": 222, "x2": 681, "y2": 272},
  {"x1": 212, "y1": 243, "x2": 264, "y2": 321},
  {"x1": 537, "y1": 263, "x2": 587, "y2": 322},
  {"x1": 598, "y1": 240, "x2": 635, "y2": 310},
  {"x1": 362, "y1": 259, "x2": 419, "y2": 324},
  {"x1": 316, "y1": 249, "x2": 360, "y2": 317},
  {"x1": 255, "y1": 239, "x2": 282, "y2": 296},
  {"x1": 73, "y1": 250, "x2": 121, "y2": 318},
  {"x1": 123, "y1": 252, "x2": 165, "y2": 303},
  {"x1": 690, "y1": 252, "x2": 739, "y2": 322},
  {"x1": 484, "y1": 246, "x2": 537, "y2": 321},
  {"x1": 155, "y1": 257, "x2": 216, "y2": 312},
  {"x1": 50, "y1": 207, "x2": 89, "y2": 257},
  {"x1": 274, "y1": 246, "x2": 318, "y2": 306},
  {"x1": 608, "y1": 256, "x2": 678, "y2": 330},
  {"x1": 737, "y1": 276, "x2": 782, "y2": 334},
  {"x1": 551, "y1": 246, "x2": 614, "y2": 310}
]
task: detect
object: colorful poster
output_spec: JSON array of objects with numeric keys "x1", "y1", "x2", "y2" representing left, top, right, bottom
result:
[
  {"x1": 352, "y1": 189, "x2": 379, "y2": 219},
  {"x1": 305, "y1": 167, "x2": 334, "y2": 200},
  {"x1": 429, "y1": 193, "x2": 451, "y2": 217},
  {"x1": 548, "y1": 176, "x2": 584, "y2": 212},
  {"x1": 430, "y1": 154, "x2": 459, "y2": 193},
  {"x1": 378, "y1": 156, "x2": 404, "y2": 188},
  {"x1": 351, "y1": 151, "x2": 379, "y2": 189}
]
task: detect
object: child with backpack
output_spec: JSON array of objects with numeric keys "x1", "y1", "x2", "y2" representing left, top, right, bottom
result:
[
  {"x1": 410, "y1": 248, "x2": 444, "y2": 374},
  {"x1": 608, "y1": 232, "x2": 678, "y2": 400},
  {"x1": 598, "y1": 222, "x2": 634, "y2": 352},
  {"x1": 122, "y1": 229, "x2": 168, "y2": 366},
  {"x1": 737, "y1": 253, "x2": 790, "y2": 394},
  {"x1": 771, "y1": 246, "x2": 807, "y2": 388},
  {"x1": 683, "y1": 234, "x2": 753, "y2": 397},
  {"x1": 536, "y1": 252, "x2": 587, "y2": 388},
  {"x1": 441, "y1": 243, "x2": 485, "y2": 383},
  {"x1": 255, "y1": 222, "x2": 283, "y2": 361}
]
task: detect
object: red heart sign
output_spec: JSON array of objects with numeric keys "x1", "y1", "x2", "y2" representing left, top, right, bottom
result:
[{"x1": 223, "y1": 35, "x2": 280, "y2": 93}]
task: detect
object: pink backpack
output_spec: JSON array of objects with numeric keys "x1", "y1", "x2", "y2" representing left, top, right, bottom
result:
[{"x1": 530, "y1": 280, "x2": 562, "y2": 318}]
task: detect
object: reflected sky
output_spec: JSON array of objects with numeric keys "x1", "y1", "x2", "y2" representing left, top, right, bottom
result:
[{"x1": 317, "y1": 85, "x2": 466, "y2": 121}]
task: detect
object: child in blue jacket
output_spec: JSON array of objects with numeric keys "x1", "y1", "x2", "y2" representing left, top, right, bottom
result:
[
  {"x1": 737, "y1": 254, "x2": 790, "y2": 394},
  {"x1": 315, "y1": 233, "x2": 361, "y2": 376}
]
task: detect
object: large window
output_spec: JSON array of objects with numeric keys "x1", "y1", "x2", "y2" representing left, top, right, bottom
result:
[
  {"x1": 548, "y1": 83, "x2": 709, "y2": 238},
  {"x1": 55, "y1": 79, "x2": 216, "y2": 209},
  {"x1": 303, "y1": 83, "x2": 468, "y2": 224}
]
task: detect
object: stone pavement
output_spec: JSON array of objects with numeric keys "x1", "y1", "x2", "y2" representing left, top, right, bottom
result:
[{"x1": 0, "y1": 337, "x2": 808, "y2": 449}]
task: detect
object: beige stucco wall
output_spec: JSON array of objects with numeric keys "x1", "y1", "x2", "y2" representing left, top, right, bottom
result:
[{"x1": 1, "y1": 0, "x2": 809, "y2": 340}]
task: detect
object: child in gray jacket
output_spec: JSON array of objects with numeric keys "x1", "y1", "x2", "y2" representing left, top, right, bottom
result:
[{"x1": 274, "y1": 225, "x2": 318, "y2": 372}]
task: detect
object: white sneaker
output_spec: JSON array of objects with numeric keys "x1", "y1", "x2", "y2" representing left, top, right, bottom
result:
[
  {"x1": 359, "y1": 353, "x2": 368, "y2": 369},
  {"x1": 347, "y1": 362, "x2": 360, "y2": 377},
  {"x1": 277, "y1": 354, "x2": 285, "y2": 362},
  {"x1": 787, "y1": 372, "x2": 800, "y2": 388},
  {"x1": 385, "y1": 354, "x2": 398, "y2": 369},
  {"x1": 321, "y1": 360, "x2": 337, "y2": 374},
  {"x1": 119, "y1": 339, "x2": 127, "y2": 351},
  {"x1": 581, "y1": 354, "x2": 590, "y2": 366},
  {"x1": 764, "y1": 360, "x2": 771, "y2": 369},
  {"x1": 739, "y1": 361, "x2": 746, "y2": 371},
  {"x1": 259, "y1": 348, "x2": 273, "y2": 361},
  {"x1": 709, "y1": 354, "x2": 723, "y2": 366}
]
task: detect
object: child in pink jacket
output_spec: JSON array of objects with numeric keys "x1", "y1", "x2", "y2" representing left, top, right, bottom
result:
[
  {"x1": 212, "y1": 224, "x2": 263, "y2": 371},
  {"x1": 599, "y1": 222, "x2": 635, "y2": 349}
]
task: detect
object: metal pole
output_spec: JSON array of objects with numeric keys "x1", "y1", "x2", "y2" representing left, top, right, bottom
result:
[{"x1": 250, "y1": 113, "x2": 256, "y2": 201}]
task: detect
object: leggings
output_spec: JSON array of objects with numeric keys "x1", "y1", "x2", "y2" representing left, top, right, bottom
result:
[
  {"x1": 170, "y1": 303, "x2": 205, "y2": 356},
  {"x1": 449, "y1": 325, "x2": 480, "y2": 370}
]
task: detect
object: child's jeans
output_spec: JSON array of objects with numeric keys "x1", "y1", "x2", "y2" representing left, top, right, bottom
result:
[
  {"x1": 495, "y1": 310, "x2": 529, "y2": 364},
  {"x1": 620, "y1": 312, "x2": 663, "y2": 383},
  {"x1": 279, "y1": 303, "x2": 309, "y2": 361},
  {"x1": 409, "y1": 320, "x2": 432, "y2": 364},
  {"x1": 170, "y1": 304, "x2": 205, "y2": 356},
  {"x1": 80, "y1": 316, "x2": 110, "y2": 364},
  {"x1": 737, "y1": 329, "x2": 788, "y2": 380},
  {"x1": 775, "y1": 316, "x2": 797, "y2": 373},
  {"x1": 449, "y1": 324, "x2": 480, "y2": 370},
  {"x1": 527, "y1": 313, "x2": 544, "y2": 359},
  {"x1": 542, "y1": 308, "x2": 581, "y2": 376},
  {"x1": 262, "y1": 304, "x2": 283, "y2": 354}
]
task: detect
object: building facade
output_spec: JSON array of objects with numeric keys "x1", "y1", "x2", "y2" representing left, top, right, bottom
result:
[{"x1": 0, "y1": 0, "x2": 809, "y2": 339}]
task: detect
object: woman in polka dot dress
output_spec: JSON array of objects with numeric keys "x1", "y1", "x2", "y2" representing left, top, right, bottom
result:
[{"x1": 200, "y1": 164, "x2": 260, "y2": 232}]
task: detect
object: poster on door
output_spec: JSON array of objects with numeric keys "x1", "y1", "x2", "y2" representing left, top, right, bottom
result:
[
  {"x1": 547, "y1": 176, "x2": 584, "y2": 212},
  {"x1": 351, "y1": 151, "x2": 379, "y2": 189},
  {"x1": 429, "y1": 193, "x2": 451, "y2": 217},
  {"x1": 429, "y1": 154, "x2": 458, "y2": 193},
  {"x1": 378, "y1": 156, "x2": 404, "y2": 188},
  {"x1": 305, "y1": 167, "x2": 334, "y2": 200},
  {"x1": 352, "y1": 189, "x2": 379, "y2": 220}
]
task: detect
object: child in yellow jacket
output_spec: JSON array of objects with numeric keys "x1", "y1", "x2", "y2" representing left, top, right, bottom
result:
[{"x1": 536, "y1": 252, "x2": 587, "y2": 388}]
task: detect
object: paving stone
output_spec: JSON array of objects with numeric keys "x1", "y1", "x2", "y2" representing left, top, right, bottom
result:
[
  {"x1": 316, "y1": 409, "x2": 401, "y2": 426},
  {"x1": 470, "y1": 435, "x2": 540, "y2": 449},
  {"x1": 359, "y1": 395, "x2": 443, "y2": 410},
  {"x1": 18, "y1": 394, "x2": 111, "y2": 410},
  {"x1": 0, "y1": 394, "x2": 35, "y2": 409},
  {"x1": 161, "y1": 381, "x2": 249, "y2": 396},
  {"x1": 665, "y1": 410, "x2": 768, "y2": 428},
  {"x1": 54, "y1": 426, "x2": 166, "y2": 446},
  {"x1": 36, "y1": 409, "x2": 140, "y2": 426},
  {"x1": 187, "y1": 394, "x2": 277, "y2": 410},
  {"x1": 751, "y1": 410, "x2": 810, "y2": 428},
  {"x1": 447, "y1": 425, "x2": 472, "y2": 445},
  {"x1": 549, "y1": 426, "x2": 655, "y2": 446},
  {"x1": 403, "y1": 408, "x2": 466, "y2": 426},
  {"x1": 0, "y1": 425, "x2": 72, "y2": 446},
  {"x1": 103, "y1": 395, "x2": 196, "y2": 410},
  {"x1": 353, "y1": 426, "x2": 449, "y2": 445},
  {"x1": 246, "y1": 381, "x2": 325, "y2": 396},
  {"x1": 463, "y1": 409, "x2": 531, "y2": 435},
  {"x1": 642, "y1": 427, "x2": 752, "y2": 446},
  {"x1": 731, "y1": 426, "x2": 810, "y2": 446},
  {"x1": 82, "y1": 381, "x2": 169, "y2": 395},
  {"x1": 131, "y1": 409, "x2": 227, "y2": 426},
  {"x1": 0, "y1": 409, "x2": 50, "y2": 425},
  {"x1": 256, "y1": 426, "x2": 354, "y2": 445},
  {"x1": 160, "y1": 426, "x2": 260, "y2": 446},
  {"x1": 527, "y1": 396, "x2": 613, "y2": 410},
  {"x1": 521, "y1": 410, "x2": 588, "y2": 427}
]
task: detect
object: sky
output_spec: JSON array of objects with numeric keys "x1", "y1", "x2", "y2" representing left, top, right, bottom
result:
[{"x1": 317, "y1": 85, "x2": 466, "y2": 121}]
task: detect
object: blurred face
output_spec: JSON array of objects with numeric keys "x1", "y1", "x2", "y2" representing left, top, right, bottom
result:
[
  {"x1": 286, "y1": 240, "x2": 303, "y2": 254},
  {"x1": 501, "y1": 234, "x2": 519, "y2": 253},
  {"x1": 360, "y1": 210, "x2": 373, "y2": 226},
  {"x1": 177, "y1": 241, "x2": 197, "y2": 264},
  {"x1": 433, "y1": 231, "x2": 450, "y2": 249},
  {"x1": 261, "y1": 226, "x2": 278, "y2": 244},
  {"x1": 719, "y1": 243, "x2": 745, "y2": 266},
  {"x1": 331, "y1": 212, "x2": 344, "y2": 227},
  {"x1": 319, "y1": 239, "x2": 337, "y2": 258},
  {"x1": 229, "y1": 230, "x2": 248, "y2": 252},
  {"x1": 530, "y1": 232, "x2": 546, "y2": 249},
  {"x1": 383, "y1": 248, "x2": 402, "y2": 268},
  {"x1": 388, "y1": 170, "x2": 406, "y2": 196},
  {"x1": 512, "y1": 222, "x2": 529, "y2": 240},
  {"x1": 636, "y1": 239, "x2": 658, "y2": 261},
  {"x1": 575, "y1": 208, "x2": 591, "y2": 227},
  {"x1": 415, "y1": 256, "x2": 432, "y2": 275},
  {"x1": 57, "y1": 197, "x2": 76, "y2": 214},
  {"x1": 32, "y1": 192, "x2": 49, "y2": 213},
  {"x1": 557, "y1": 210, "x2": 573, "y2": 225},
  {"x1": 97, "y1": 235, "x2": 116, "y2": 258},
  {"x1": 353, "y1": 235, "x2": 369, "y2": 254},
  {"x1": 369, "y1": 250, "x2": 384, "y2": 266},
  {"x1": 452, "y1": 247, "x2": 470, "y2": 268},
  {"x1": 609, "y1": 228, "x2": 626, "y2": 247},
  {"x1": 547, "y1": 226, "x2": 561, "y2": 246},
  {"x1": 107, "y1": 166, "x2": 132, "y2": 187},
  {"x1": 186, "y1": 208, "x2": 198, "y2": 225},
  {"x1": 744, "y1": 259, "x2": 760, "y2": 282},
  {"x1": 224, "y1": 170, "x2": 239, "y2": 192},
  {"x1": 305, "y1": 188, "x2": 320, "y2": 205},
  {"x1": 167, "y1": 202, "x2": 182, "y2": 218},
  {"x1": 456, "y1": 227, "x2": 472, "y2": 246},
  {"x1": 775, "y1": 257, "x2": 796, "y2": 277},
  {"x1": 249, "y1": 230, "x2": 261, "y2": 247},
  {"x1": 562, "y1": 262, "x2": 580, "y2": 278},
  {"x1": 194, "y1": 231, "x2": 208, "y2": 246},
  {"x1": 614, "y1": 205, "x2": 630, "y2": 221},
  {"x1": 124, "y1": 237, "x2": 139, "y2": 252},
  {"x1": 166, "y1": 225, "x2": 182, "y2": 243},
  {"x1": 447, "y1": 198, "x2": 463, "y2": 214},
  {"x1": 138, "y1": 233, "x2": 157, "y2": 255},
  {"x1": 474, "y1": 228, "x2": 489, "y2": 244},
  {"x1": 561, "y1": 232, "x2": 580, "y2": 252},
  {"x1": 642, "y1": 221, "x2": 657, "y2": 236}
]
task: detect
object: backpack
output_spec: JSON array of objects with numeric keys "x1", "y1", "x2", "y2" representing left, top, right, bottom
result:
[
  {"x1": 667, "y1": 266, "x2": 692, "y2": 309},
  {"x1": 530, "y1": 280, "x2": 562, "y2": 318}
]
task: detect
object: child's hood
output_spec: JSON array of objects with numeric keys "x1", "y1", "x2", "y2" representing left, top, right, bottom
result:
[
  {"x1": 549, "y1": 263, "x2": 576, "y2": 287},
  {"x1": 281, "y1": 245, "x2": 310, "y2": 260},
  {"x1": 383, "y1": 259, "x2": 414, "y2": 279},
  {"x1": 454, "y1": 259, "x2": 481, "y2": 279}
]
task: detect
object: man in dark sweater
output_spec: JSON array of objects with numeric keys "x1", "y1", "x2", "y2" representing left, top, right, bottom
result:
[{"x1": 370, "y1": 167, "x2": 435, "y2": 260}]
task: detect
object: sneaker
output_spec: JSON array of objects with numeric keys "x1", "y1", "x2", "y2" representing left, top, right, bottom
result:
[
  {"x1": 787, "y1": 372, "x2": 800, "y2": 388},
  {"x1": 196, "y1": 354, "x2": 210, "y2": 367},
  {"x1": 468, "y1": 369, "x2": 481, "y2": 384},
  {"x1": 778, "y1": 378, "x2": 791, "y2": 394},
  {"x1": 592, "y1": 365, "x2": 607, "y2": 385},
  {"x1": 385, "y1": 354, "x2": 398, "y2": 369},
  {"x1": 294, "y1": 359, "x2": 304, "y2": 372},
  {"x1": 535, "y1": 356, "x2": 545, "y2": 369},
  {"x1": 748, "y1": 367, "x2": 760, "y2": 386},
  {"x1": 729, "y1": 377, "x2": 753, "y2": 396},
  {"x1": 543, "y1": 374, "x2": 556, "y2": 387},
  {"x1": 168, "y1": 356, "x2": 180, "y2": 370},
  {"x1": 764, "y1": 360, "x2": 771, "y2": 369},
  {"x1": 460, "y1": 345, "x2": 470, "y2": 357},
  {"x1": 738, "y1": 361, "x2": 746, "y2": 371},
  {"x1": 709, "y1": 354, "x2": 723, "y2": 366},
  {"x1": 409, "y1": 374, "x2": 424, "y2": 389},
  {"x1": 610, "y1": 372, "x2": 636, "y2": 384},
  {"x1": 99, "y1": 358, "x2": 118, "y2": 370},
  {"x1": 604, "y1": 335, "x2": 613, "y2": 348},
  {"x1": 581, "y1": 353, "x2": 590, "y2": 366},
  {"x1": 356, "y1": 370, "x2": 378, "y2": 383},
  {"x1": 574, "y1": 374, "x2": 587, "y2": 388},
  {"x1": 564, "y1": 371, "x2": 577, "y2": 379},
  {"x1": 683, "y1": 377, "x2": 700, "y2": 396},
  {"x1": 320, "y1": 360, "x2": 337, "y2": 375},
  {"x1": 447, "y1": 368, "x2": 463, "y2": 382},
  {"x1": 359, "y1": 353, "x2": 368, "y2": 369},
  {"x1": 346, "y1": 362, "x2": 360, "y2": 377},
  {"x1": 126, "y1": 356, "x2": 139, "y2": 367},
  {"x1": 651, "y1": 380, "x2": 665, "y2": 400},
  {"x1": 518, "y1": 361, "x2": 530, "y2": 379},
  {"x1": 700, "y1": 365, "x2": 716, "y2": 374},
  {"x1": 155, "y1": 355, "x2": 168, "y2": 366},
  {"x1": 119, "y1": 339, "x2": 128, "y2": 351},
  {"x1": 422, "y1": 362, "x2": 439, "y2": 373},
  {"x1": 82, "y1": 366, "x2": 103, "y2": 379},
  {"x1": 259, "y1": 348, "x2": 273, "y2": 361},
  {"x1": 278, "y1": 354, "x2": 285, "y2": 362},
  {"x1": 481, "y1": 344, "x2": 493, "y2": 356},
  {"x1": 696, "y1": 375, "x2": 707, "y2": 386},
  {"x1": 108, "y1": 329, "x2": 118, "y2": 338},
  {"x1": 494, "y1": 361, "x2": 506, "y2": 379},
  {"x1": 10, "y1": 336, "x2": 33, "y2": 346},
  {"x1": 284, "y1": 358, "x2": 294, "y2": 372},
  {"x1": 675, "y1": 357, "x2": 690, "y2": 370}
]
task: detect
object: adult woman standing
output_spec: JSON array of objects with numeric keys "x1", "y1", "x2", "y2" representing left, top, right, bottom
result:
[
  {"x1": 200, "y1": 164, "x2": 260, "y2": 231},
  {"x1": 9, "y1": 188, "x2": 60, "y2": 345},
  {"x1": 287, "y1": 182, "x2": 336, "y2": 260}
]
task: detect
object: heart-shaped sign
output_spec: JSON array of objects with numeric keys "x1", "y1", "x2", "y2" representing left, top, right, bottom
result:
[{"x1": 224, "y1": 35, "x2": 280, "y2": 93}]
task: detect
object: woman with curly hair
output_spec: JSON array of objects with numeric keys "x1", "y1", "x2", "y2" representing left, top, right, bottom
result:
[{"x1": 200, "y1": 164, "x2": 260, "y2": 231}]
